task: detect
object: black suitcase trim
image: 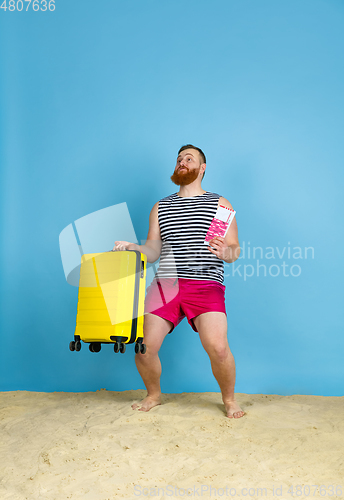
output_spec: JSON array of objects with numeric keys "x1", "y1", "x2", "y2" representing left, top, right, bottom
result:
[{"x1": 129, "y1": 250, "x2": 141, "y2": 343}]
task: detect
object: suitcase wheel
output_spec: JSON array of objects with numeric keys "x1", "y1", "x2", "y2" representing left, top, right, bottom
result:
[
  {"x1": 114, "y1": 341, "x2": 126, "y2": 354},
  {"x1": 69, "y1": 341, "x2": 75, "y2": 351},
  {"x1": 75, "y1": 340, "x2": 82, "y2": 351},
  {"x1": 89, "y1": 342, "x2": 101, "y2": 353},
  {"x1": 135, "y1": 342, "x2": 146, "y2": 354}
]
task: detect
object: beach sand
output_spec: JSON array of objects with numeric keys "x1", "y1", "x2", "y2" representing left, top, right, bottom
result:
[{"x1": 0, "y1": 390, "x2": 343, "y2": 499}]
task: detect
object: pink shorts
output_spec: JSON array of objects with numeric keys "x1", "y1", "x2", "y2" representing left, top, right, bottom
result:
[{"x1": 144, "y1": 278, "x2": 226, "y2": 333}]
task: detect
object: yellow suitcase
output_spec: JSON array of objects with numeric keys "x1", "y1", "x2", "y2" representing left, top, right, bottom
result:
[{"x1": 69, "y1": 250, "x2": 147, "y2": 354}]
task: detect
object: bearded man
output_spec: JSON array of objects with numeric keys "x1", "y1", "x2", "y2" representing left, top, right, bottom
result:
[{"x1": 113, "y1": 144, "x2": 244, "y2": 418}]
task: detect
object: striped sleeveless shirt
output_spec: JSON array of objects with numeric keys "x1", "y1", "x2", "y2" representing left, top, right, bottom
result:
[{"x1": 156, "y1": 191, "x2": 224, "y2": 284}]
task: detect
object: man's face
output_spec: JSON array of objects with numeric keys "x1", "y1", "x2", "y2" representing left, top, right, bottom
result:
[{"x1": 171, "y1": 149, "x2": 203, "y2": 186}]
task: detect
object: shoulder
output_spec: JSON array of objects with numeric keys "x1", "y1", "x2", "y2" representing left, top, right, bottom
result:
[
  {"x1": 203, "y1": 192, "x2": 234, "y2": 208},
  {"x1": 150, "y1": 201, "x2": 159, "y2": 214},
  {"x1": 157, "y1": 193, "x2": 177, "y2": 212},
  {"x1": 159, "y1": 193, "x2": 177, "y2": 203},
  {"x1": 150, "y1": 193, "x2": 175, "y2": 217},
  {"x1": 218, "y1": 196, "x2": 234, "y2": 210}
]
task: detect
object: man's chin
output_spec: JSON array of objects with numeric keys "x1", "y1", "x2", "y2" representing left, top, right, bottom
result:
[
  {"x1": 170, "y1": 171, "x2": 199, "y2": 186},
  {"x1": 170, "y1": 176, "x2": 195, "y2": 186}
]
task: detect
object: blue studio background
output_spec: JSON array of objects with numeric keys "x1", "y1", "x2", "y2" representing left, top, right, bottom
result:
[{"x1": 1, "y1": 0, "x2": 343, "y2": 396}]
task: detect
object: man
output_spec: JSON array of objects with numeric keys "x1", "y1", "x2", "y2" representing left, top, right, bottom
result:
[{"x1": 113, "y1": 145, "x2": 244, "y2": 418}]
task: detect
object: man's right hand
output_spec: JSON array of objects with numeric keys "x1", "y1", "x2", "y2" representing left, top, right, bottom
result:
[{"x1": 112, "y1": 241, "x2": 136, "y2": 251}]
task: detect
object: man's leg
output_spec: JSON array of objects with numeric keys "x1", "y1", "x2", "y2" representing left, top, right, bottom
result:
[
  {"x1": 193, "y1": 311, "x2": 245, "y2": 418},
  {"x1": 132, "y1": 312, "x2": 173, "y2": 412}
]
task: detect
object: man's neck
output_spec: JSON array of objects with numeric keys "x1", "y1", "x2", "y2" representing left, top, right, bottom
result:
[{"x1": 177, "y1": 183, "x2": 206, "y2": 198}]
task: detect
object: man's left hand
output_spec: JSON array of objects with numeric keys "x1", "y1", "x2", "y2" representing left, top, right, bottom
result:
[
  {"x1": 207, "y1": 236, "x2": 228, "y2": 260},
  {"x1": 207, "y1": 237, "x2": 240, "y2": 263}
]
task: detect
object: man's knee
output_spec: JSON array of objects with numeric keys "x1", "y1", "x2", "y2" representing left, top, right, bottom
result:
[{"x1": 207, "y1": 343, "x2": 230, "y2": 363}]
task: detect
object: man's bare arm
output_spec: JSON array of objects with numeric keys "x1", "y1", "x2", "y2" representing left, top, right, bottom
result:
[{"x1": 112, "y1": 202, "x2": 162, "y2": 263}]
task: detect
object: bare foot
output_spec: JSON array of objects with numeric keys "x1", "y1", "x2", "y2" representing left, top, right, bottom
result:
[
  {"x1": 132, "y1": 395, "x2": 161, "y2": 412},
  {"x1": 224, "y1": 400, "x2": 245, "y2": 419}
]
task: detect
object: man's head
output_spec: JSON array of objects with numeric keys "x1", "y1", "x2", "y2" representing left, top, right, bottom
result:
[{"x1": 171, "y1": 144, "x2": 206, "y2": 186}]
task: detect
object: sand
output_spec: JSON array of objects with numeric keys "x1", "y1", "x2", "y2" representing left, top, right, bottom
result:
[{"x1": 0, "y1": 390, "x2": 343, "y2": 499}]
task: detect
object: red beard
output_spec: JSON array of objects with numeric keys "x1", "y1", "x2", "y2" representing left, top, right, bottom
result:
[{"x1": 170, "y1": 166, "x2": 200, "y2": 186}]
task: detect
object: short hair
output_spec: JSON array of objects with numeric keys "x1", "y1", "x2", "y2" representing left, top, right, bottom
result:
[{"x1": 177, "y1": 144, "x2": 206, "y2": 179}]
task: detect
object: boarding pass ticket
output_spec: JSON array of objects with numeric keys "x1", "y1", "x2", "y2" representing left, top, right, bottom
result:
[{"x1": 204, "y1": 205, "x2": 236, "y2": 244}]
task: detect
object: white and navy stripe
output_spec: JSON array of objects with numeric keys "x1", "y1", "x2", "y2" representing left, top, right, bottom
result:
[{"x1": 156, "y1": 192, "x2": 224, "y2": 284}]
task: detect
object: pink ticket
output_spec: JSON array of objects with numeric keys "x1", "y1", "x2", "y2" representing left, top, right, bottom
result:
[{"x1": 204, "y1": 205, "x2": 236, "y2": 244}]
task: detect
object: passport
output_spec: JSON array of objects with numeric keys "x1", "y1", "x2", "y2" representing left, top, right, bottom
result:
[{"x1": 204, "y1": 205, "x2": 236, "y2": 245}]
